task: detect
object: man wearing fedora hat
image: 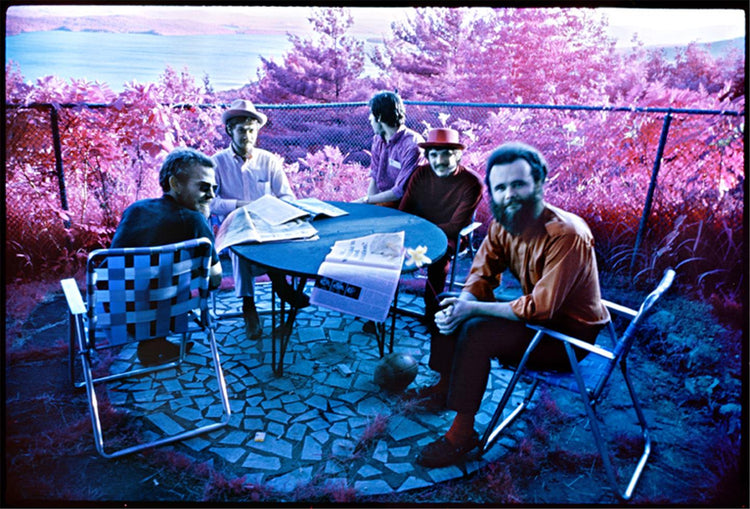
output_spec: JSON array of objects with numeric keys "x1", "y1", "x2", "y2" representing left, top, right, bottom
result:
[
  {"x1": 211, "y1": 99, "x2": 305, "y2": 339},
  {"x1": 398, "y1": 127, "x2": 483, "y2": 324},
  {"x1": 354, "y1": 91, "x2": 424, "y2": 208}
]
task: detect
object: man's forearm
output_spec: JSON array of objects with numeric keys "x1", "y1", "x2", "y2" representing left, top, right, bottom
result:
[
  {"x1": 458, "y1": 291, "x2": 520, "y2": 321},
  {"x1": 369, "y1": 189, "x2": 400, "y2": 204}
]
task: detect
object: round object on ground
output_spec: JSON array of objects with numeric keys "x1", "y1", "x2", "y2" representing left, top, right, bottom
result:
[{"x1": 373, "y1": 352, "x2": 419, "y2": 392}]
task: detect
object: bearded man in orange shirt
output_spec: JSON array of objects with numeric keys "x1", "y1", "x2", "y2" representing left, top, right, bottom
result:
[{"x1": 415, "y1": 142, "x2": 610, "y2": 468}]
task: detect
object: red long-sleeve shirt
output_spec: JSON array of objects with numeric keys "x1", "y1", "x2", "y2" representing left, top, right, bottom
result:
[
  {"x1": 463, "y1": 204, "x2": 610, "y2": 327},
  {"x1": 398, "y1": 164, "x2": 483, "y2": 251}
]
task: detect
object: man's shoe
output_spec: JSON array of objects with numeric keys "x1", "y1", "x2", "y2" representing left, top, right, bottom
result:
[
  {"x1": 137, "y1": 337, "x2": 193, "y2": 366},
  {"x1": 245, "y1": 319, "x2": 263, "y2": 340},
  {"x1": 416, "y1": 431, "x2": 480, "y2": 468},
  {"x1": 243, "y1": 306, "x2": 263, "y2": 340}
]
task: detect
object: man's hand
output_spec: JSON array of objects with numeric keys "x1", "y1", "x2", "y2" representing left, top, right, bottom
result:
[
  {"x1": 208, "y1": 261, "x2": 222, "y2": 290},
  {"x1": 434, "y1": 295, "x2": 474, "y2": 335}
]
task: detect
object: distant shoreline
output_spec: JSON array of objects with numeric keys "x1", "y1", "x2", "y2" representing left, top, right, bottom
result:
[{"x1": 5, "y1": 14, "x2": 297, "y2": 37}]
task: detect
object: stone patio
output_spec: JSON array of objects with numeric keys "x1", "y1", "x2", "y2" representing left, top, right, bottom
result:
[{"x1": 95, "y1": 262, "x2": 531, "y2": 497}]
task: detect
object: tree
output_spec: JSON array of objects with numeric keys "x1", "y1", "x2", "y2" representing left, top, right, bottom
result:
[
  {"x1": 372, "y1": 7, "x2": 618, "y2": 105},
  {"x1": 369, "y1": 7, "x2": 475, "y2": 101},
  {"x1": 255, "y1": 7, "x2": 368, "y2": 103}
]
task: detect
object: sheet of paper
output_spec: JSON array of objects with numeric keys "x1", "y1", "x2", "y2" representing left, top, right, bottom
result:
[
  {"x1": 311, "y1": 260, "x2": 403, "y2": 323},
  {"x1": 245, "y1": 194, "x2": 309, "y2": 226},
  {"x1": 310, "y1": 231, "x2": 405, "y2": 322},
  {"x1": 325, "y1": 231, "x2": 405, "y2": 270},
  {"x1": 214, "y1": 206, "x2": 317, "y2": 253},
  {"x1": 215, "y1": 207, "x2": 259, "y2": 253},
  {"x1": 293, "y1": 198, "x2": 348, "y2": 218}
]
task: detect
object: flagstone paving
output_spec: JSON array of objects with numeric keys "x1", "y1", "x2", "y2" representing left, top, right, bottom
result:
[{"x1": 99, "y1": 269, "x2": 531, "y2": 497}]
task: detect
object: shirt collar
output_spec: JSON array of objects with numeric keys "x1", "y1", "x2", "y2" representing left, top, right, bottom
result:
[{"x1": 385, "y1": 126, "x2": 407, "y2": 146}]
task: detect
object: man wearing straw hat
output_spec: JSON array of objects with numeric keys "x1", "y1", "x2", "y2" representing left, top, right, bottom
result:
[
  {"x1": 211, "y1": 99, "x2": 306, "y2": 340},
  {"x1": 398, "y1": 127, "x2": 483, "y2": 324}
]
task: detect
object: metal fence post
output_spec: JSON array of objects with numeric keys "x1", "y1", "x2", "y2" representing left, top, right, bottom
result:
[
  {"x1": 49, "y1": 105, "x2": 71, "y2": 228},
  {"x1": 629, "y1": 111, "x2": 673, "y2": 275}
]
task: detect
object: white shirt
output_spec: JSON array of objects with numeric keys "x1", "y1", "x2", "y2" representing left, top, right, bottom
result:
[{"x1": 210, "y1": 146, "x2": 296, "y2": 221}]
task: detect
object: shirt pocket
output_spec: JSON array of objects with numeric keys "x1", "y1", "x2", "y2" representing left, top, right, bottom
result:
[{"x1": 255, "y1": 179, "x2": 271, "y2": 197}]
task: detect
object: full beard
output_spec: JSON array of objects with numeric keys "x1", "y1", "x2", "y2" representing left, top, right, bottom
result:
[
  {"x1": 491, "y1": 195, "x2": 539, "y2": 236},
  {"x1": 232, "y1": 141, "x2": 255, "y2": 159},
  {"x1": 197, "y1": 200, "x2": 212, "y2": 218}
]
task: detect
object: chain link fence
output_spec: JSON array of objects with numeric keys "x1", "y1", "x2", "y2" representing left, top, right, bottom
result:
[{"x1": 5, "y1": 101, "x2": 744, "y2": 291}]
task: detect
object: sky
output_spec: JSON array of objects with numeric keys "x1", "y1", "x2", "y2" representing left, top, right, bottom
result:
[{"x1": 8, "y1": 5, "x2": 746, "y2": 48}]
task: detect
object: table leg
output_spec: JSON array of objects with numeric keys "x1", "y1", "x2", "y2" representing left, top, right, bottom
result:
[
  {"x1": 270, "y1": 276, "x2": 307, "y2": 376},
  {"x1": 375, "y1": 322, "x2": 386, "y2": 357}
]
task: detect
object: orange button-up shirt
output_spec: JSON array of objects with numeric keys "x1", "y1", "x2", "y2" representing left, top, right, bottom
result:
[{"x1": 463, "y1": 204, "x2": 610, "y2": 327}]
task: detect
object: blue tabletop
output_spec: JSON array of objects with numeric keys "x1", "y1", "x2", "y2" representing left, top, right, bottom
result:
[{"x1": 231, "y1": 202, "x2": 448, "y2": 278}]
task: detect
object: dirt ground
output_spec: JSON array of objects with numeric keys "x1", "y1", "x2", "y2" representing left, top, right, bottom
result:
[{"x1": 3, "y1": 281, "x2": 747, "y2": 506}]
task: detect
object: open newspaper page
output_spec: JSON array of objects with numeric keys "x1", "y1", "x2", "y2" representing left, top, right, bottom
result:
[
  {"x1": 310, "y1": 231, "x2": 405, "y2": 322},
  {"x1": 292, "y1": 198, "x2": 348, "y2": 219},
  {"x1": 215, "y1": 205, "x2": 318, "y2": 253},
  {"x1": 245, "y1": 194, "x2": 309, "y2": 226},
  {"x1": 324, "y1": 231, "x2": 405, "y2": 269}
]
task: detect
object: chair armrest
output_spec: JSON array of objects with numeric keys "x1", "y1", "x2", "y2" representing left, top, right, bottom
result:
[
  {"x1": 526, "y1": 324, "x2": 616, "y2": 360},
  {"x1": 459, "y1": 221, "x2": 482, "y2": 237},
  {"x1": 61, "y1": 278, "x2": 86, "y2": 315},
  {"x1": 436, "y1": 291, "x2": 462, "y2": 300},
  {"x1": 602, "y1": 299, "x2": 638, "y2": 318}
]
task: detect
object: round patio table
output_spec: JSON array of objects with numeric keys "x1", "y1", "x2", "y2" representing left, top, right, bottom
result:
[
  {"x1": 231, "y1": 201, "x2": 447, "y2": 374},
  {"x1": 232, "y1": 201, "x2": 447, "y2": 277}
]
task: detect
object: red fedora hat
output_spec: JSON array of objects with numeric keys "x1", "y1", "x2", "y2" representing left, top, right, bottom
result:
[
  {"x1": 221, "y1": 99, "x2": 268, "y2": 126},
  {"x1": 418, "y1": 128, "x2": 465, "y2": 150}
]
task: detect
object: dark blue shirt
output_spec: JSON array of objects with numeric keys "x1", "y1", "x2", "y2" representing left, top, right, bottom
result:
[{"x1": 111, "y1": 195, "x2": 219, "y2": 265}]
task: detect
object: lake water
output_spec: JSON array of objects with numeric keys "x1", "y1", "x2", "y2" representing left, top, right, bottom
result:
[{"x1": 6, "y1": 30, "x2": 300, "y2": 92}]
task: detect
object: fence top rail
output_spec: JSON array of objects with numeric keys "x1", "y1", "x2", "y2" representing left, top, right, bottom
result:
[{"x1": 5, "y1": 101, "x2": 744, "y2": 117}]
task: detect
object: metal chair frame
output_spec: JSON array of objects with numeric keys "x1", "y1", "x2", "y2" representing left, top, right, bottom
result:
[
  {"x1": 448, "y1": 220, "x2": 482, "y2": 291},
  {"x1": 481, "y1": 269, "x2": 675, "y2": 501},
  {"x1": 61, "y1": 238, "x2": 231, "y2": 458},
  {"x1": 209, "y1": 252, "x2": 275, "y2": 321},
  {"x1": 396, "y1": 218, "x2": 484, "y2": 320}
]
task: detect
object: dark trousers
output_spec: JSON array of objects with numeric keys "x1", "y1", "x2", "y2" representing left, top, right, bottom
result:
[
  {"x1": 424, "y1": 250, "x2": 453, "y2": 318},
  {"x1": 429, "y1": 316, "x2": 604, "y2": 414}
]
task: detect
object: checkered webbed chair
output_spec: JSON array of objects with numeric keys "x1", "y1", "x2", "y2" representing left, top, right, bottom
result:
[
  {"x1": 480, "y1": 269, "x2": 675, "y2": 501},
  {"x1": 61, "y1": 238, "x2": 231, "y2": 458}
]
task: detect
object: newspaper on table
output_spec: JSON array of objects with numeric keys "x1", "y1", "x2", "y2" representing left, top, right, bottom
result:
[
  {"x1": 246, "y1": 194, "x2": 347, "y2": 226},
  {"x1": 291, "y1": 197, "x2": 348, "y2": 219},
  {"x1": 214, "y1": 204, "x2": 318, "y2": 253},
  {"x1": 310, "y1": 231, "x2": 405, "y2": 323}
]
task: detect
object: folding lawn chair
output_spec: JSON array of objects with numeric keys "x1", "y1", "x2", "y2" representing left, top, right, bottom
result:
[
  {"x1": 448, "y1": 218, "x2": 483, "y2": 291},
  {"x1": 60, "y1": 237, "x2": 231, "y2": 458},
  {"x1": 480, "y1": 268, "x2": 676, "y2": 501}
]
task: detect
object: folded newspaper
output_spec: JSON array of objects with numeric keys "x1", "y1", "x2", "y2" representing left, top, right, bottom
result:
[
  {"x1": 310, "y1": 231, "x2": 405, "y2": 323},
  {"x1": 245, "y1": 195, "x2": 347, "y2": 226},
  {"x1": 214, "y1": 204, "x2": 318, "y2": 253}
]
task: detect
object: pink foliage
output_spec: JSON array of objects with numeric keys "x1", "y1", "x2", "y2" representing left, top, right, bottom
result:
[
  {"x1": 255, "y1": 7, "x2": 370, "y2": 103},
  {"x1": 288, "y1": 145, "x2": 369, "y2": 201},
  {"x1": 3, "y1": 6, "x2": 744, "y2": 293}
]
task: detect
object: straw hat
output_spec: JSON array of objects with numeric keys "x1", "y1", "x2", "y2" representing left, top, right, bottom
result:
[
  {"x1": 221, "y1": 99, "x2": 268, "y2": 126},
  {"x1": 418, "y1": 128, "x2": 465, "y2": 150}
]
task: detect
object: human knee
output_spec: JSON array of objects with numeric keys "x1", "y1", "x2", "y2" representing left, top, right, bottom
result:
[{"x1": 454, "y1": 317, "x2": 495, "y2": 354}]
